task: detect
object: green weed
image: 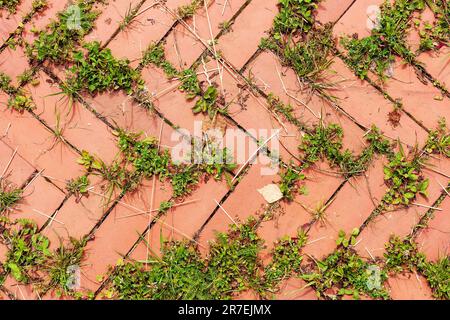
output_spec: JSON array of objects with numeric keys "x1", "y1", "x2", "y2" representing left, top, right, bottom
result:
[
  {"x1": 67, "y1": 42, "x2": 143, "y2": 95},
  {"x1": 272, "y1": 0, "x2": 321, "y2": 36},
  {"x1": 3, "y1": 219, "x2": 51, "y2": 283},
  {"x1": 417, "y1": 0, "x2": 449, "y2": 52},
  {"x1": 178, "y1": 68, "x2": 202, "y2": 98},
  {"x1": 262, "y1": 231, "x2": 307, "y2": 292},
  {"x1": 341, "y1": 0, "x2": 425, "y2": 80},
  {"x1": 424, "y1": 118, "x2": 450, "y2": 157},
  {"x1": 28, "y1": 0, "x2": 100, "y2": 63},
  {"x1": 108, "y1": 219, "x2": 263, "y2": 300},
  {"x1": 0, "y1": 0, "x2": 21, "y2": 13},
  {"x1": 142, "y1": 43, "x2": 179, "y2": 78},
  {"x1": 278, "y1": 165, "x2": 305, "y2": 201},
  {"x1": 66, "y1": 175, "x2": 90, "y2": 199},
  {"x1": 177, "y1": 0, "x2": 202, "y2": 19},
  {"x1": 384, "y1": 236, "x2": 449, "y2": 299},
  {"x1": 262, "y1": 25, "x2": 334, "y2": 87},
  {"x1": 0, "y1": 181, "x2": 22, "y2": 213},
  {"x1": 7, "y1": 92, "x2": 35, "y2": 111},
  {"x1": 382, "y1": 146, "x2": 428, "y2": 207},
  {"x1": 42, "y1": 238, "x2": 87, "y2": 295},
  {"x1": 301, "y1": 240, "x2": 390, "y2": 300},
  {"x1": 192, "y1": 86, "x2": 227, "y2": 119}
]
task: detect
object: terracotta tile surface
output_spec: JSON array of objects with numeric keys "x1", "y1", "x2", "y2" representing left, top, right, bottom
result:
[
  {"x1": 416, "y1": 196, "x2": 450, "y2": 262},
  {"x1": 316, "y1": 0, "x2": 355, "y2": 25},
  {"x1": 0, "y1": 0, "x2": 449, "y2": 301},
  {"x1": 0, "y1": 140, "x2": 36, "y2": 187},
  {"x1": 387, "y1": 273, "x2": 434, "y2": 300},
  {"x1": 303, "y1": 157, "x2": 387, "y2": 260},
  {"x1": 0, "y1": 46, "x2": 30, "y2": 86},
  {"x1": 0, "y1": 0, "x2": 34, "y2": 45},
  {"x1": 11, "y1": 175, "x2": 66, "y2": 228},
  {"x1": 217, "y1": 0, "x2": 279, "y2": 69},
  {"x1": 163, "y1": 0, "x2": 249, "y2": 70}
]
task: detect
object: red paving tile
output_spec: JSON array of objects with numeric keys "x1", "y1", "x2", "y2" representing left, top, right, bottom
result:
[
  {"x1": 85, "y1": 0, "x2": 142, "y2": 45},
  {"x1": 375, "y1": 58, "x2": 450, "y2": 130},
  {"x1": 387, "y1": 272, "x2": 434, "y2": 300},
  {"x1": 141, "y1": 64, "x2": 216, "y2": 137},
  {"x1": 26, "y1": 72, "x2": 120, "y2": 164},
  {"x1": 405, "y1": 7, "x2": 450, "y2": 88},
  {"x1": 0, "y1": 94, "x2": 90, "y2": 188},
  {"x1": 0, "y1": 242, "x2": 7, "y2": 264},
  {"x1": 416, "y1": 196, "x2": 450, "y2": 262},
  {"x1": 216, "y1": 0, "x2": 279, "y2": 70},
  {"x1": 1, "y1": 0, "x2": 449, "y2": 301},
  {"x1": 0, "y1": 46, "x2": 30, "y2": 87},
  {"x1": 198, "y1": 161, "x2": 276, "y2": 250},
  {"x1": 41, "y1": 177, "x2": 116, "y2": 249},
  {"x1": 0, "y1": 140, "x2": 36, "y2": 187},
  {"x1": 80, "y1": 180, "x2": 172, "y2": 291},
  {"x1": 11, "y1": 175, "x2": 65, "y2": 228},
  {"x1": 105, "y1": 0, "x2": 185, "y2": 68},
  {"x1": 0, "y1": 0, "x2": 33, "y2": 45},
  {"x1": 274, "y1": 278, "x2": 318, "y2": 300},
  {"x1": 333, "y1": 0, "x2": 385, "y2": 45},
  {"x1": 32, "y1": 141, "x2": 85, "y2": 191},
  {"x1": 416, "y1": 47, "x2": 450, "y2": 89},
  {"x1": 0, "y1": 288, "x2": 10, "y2": 300},
  {"x1": 162, "y1": 0, "x2": 248, "y2": 70},
  {"x1": 130, "y1": 177, "x2": 230, "y2": 260},
  {"x1": 325, "y1": 57, "x2": 429, "y2": 147},
  {"x1": 243, "y1": 51, "x2": 366, "y2": 154},
  {"x1": 22, "y1": 0, "x2": 70, "y2": 45},
  {"x1": 303, "y1": 157, "x2": 387, "y2": 260},
  {"x1": 355, "y1": 156, "x2": 450, "y2": 259},
  {"x1": 316, "y1": 0, "x2": 355, "y2": 25},
  {"x1": 258, "y1": 162, "x2": 344, "y2": 255},
  {"x1": 2, "y1": 277, "x2": 38, "y2": 300}
]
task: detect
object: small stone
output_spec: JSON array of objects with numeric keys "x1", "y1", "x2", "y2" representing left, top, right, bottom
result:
[{"x1": 257, "y1": 184, "x2": 283, "y2": 204}]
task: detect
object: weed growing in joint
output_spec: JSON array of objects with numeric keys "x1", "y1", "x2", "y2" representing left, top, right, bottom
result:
[
  {"x1": 298, "y1": 124, "x2": 392, "y2": 177},
  {"x1": 272, "y1": 0, "x2": 321, "y2": 37},
  {"x1": 192, "y1": 85, "x2": 228, "y2": 120},
  {"x1": 66, "y1": 42, "x2": 143, "y2": 95},
  {"x1": 341, "y1": 0, "x2": 427, "y2": 80},
  {"x1": 106, "y1": 219, "x2": 310, "y2": 300},
  {"x1": 382, "y1": 145, "x2": 428, "y2": 207},
  {"x1": 262, "y1": 25, "x2": 334, "y2": 90},
  {"x1": 178, "y1": 68, "x2": 202, "y2": 98},
  {"x1": 7, "y1": 92, "x2": 35, "y2": 111},
  {"x1": 424, "y1": 118, "x2": 450, "y2": 157},
  {"x1": 266, "y1": 93, "x2": 309, "y2": 131},
  {"x1": 141, "y1": 43, "x2": 202, "y2": 98},
  {"x1": 3, "y1": 219, "x2": 52, "y2": 283},
  {"x1": 0, "y1": 217, "x2": 88, "y2": 297},
  {"x1": 0, "y1": 72, "x2": 36, "y2": 112},
  {"x1": 384, "y1": 236, "x2": 449, "y2": 299},
  {"x1": 27, "y1": 0, "x2": 100, "y2": 63},
  {"x1": 78, "y1": 129, "x2": 236, "y2": 204},
  {"x1": 0, "y1": 0, "x2": 21, "y2": 13},
  {"x1": 301, "y1": 231, "x2": 390, "y2": 300},
  {"x1": 262, "y1": 231, "x2": 307, "y2": 293},
  {"x1": 66, "y1": 175, "x2": 90, "y2": 200},
  {"x1": 278, "y1": 165, "x2": 305, "y2": 201},
  {"x1": 416, "y1": 0, "x2": 449, "y2": 52},
  {"x1": 0, "y1": 181, "x2": 22, "y2": 213},
  {"x1": 142, "y1": 43, "x2": 179, "y2": 78},
  {"x1": 0, "y1": 72, "x2": 14, "y2": 94},
  {"x1": 41, "y1": 238, "x2": 86, "y2": 296},
  {"x1": 177, "y1": 0, "x2": 202, "y2": 20}
]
